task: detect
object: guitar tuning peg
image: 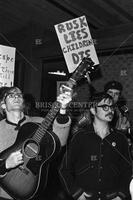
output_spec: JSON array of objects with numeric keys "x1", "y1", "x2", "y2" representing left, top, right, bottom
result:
[{"x1": 85, "y1": 72, "x2": 91, "y2": 83}]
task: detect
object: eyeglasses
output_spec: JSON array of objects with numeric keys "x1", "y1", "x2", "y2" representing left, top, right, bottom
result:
[
  {"x1": 97, "y1": 104, "x2": 115, "y2": 111},
  {"x1": 5, "y1": 93, "x2": 23, "y2": 99}
]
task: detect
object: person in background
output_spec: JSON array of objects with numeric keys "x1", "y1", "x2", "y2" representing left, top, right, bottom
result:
[
  {"x1": 0, "y1": 87, "x2": 10, "y2": 121},
  {"x1": 23, "y1": 93, "x2": 42, "y2": 116},
  {"x1": 59, "y1": 92, "x2": 132, "y2": 200},
  {"x1": 104, "y1": 80, "x2": 132, "y2": 144},
  {"x1": 0, "y1": 86, "x2": 72, "y2": 200},
  {"x1": 70, "y1": 82, "x2": 97, "y2": 136}
]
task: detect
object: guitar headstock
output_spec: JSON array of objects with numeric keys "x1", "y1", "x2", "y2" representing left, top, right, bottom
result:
[
  {"x1": 59, "y1": 57, "x2": 98, "y2": 94},
  {"x1": 57, "y1": 57, "x2": 98, "y2": 108},
  {"x1": 69, "y1": 57, "x2": 97, "y2": 86}
]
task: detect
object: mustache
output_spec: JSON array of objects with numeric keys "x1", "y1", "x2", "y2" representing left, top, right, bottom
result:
[{"x1": 105, "y1": 112, "x2": 114, "y2": 117}]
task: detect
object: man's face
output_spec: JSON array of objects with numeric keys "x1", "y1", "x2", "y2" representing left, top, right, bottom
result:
[
  {"x1": 3, "y1": 89, "x2": 24, "y2": 112},
  {"x1": 94, "y1": 98, "x2": 114, "y2": 122},
  {"x1": 107, "y1": 89, "x2": 120, "y2": 104}
]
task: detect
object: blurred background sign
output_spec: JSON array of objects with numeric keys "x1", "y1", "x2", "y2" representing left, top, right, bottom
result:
[{"x1": 0, "y1": 45, "x2": 16, "y2": 87}]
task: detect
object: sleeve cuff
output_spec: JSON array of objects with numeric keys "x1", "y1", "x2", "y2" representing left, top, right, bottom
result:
[{"x1": 56, "y1": 113, "x2": 70, "y2": 124}]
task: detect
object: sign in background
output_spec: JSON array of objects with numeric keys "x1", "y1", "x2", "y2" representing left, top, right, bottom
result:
[
  {"x1": 55, "y1": 15, "x2": 99, "y2": 73},
  {"x1": 0, "y1": 45, "x2": 16, "y2": 87}
]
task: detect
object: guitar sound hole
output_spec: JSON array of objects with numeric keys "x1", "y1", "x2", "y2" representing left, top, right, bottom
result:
[{"x1": 23, "y1": 139, "x2": 39, "y2": 158}]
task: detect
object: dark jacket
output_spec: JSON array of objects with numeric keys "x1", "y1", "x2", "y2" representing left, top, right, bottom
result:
[{"x1": 59, "y1": 124, "x2": 132, "y2": 200}]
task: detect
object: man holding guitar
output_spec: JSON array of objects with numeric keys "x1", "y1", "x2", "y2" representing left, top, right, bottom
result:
[{"x1": 0, "y1": 86, "x2": 72, "y2": 200}]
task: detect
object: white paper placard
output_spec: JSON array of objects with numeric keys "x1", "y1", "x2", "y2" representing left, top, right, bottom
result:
[
  {"x1": 0, "y1": 45, "x2": 16, "y2": 87},
  {"x1": 55, "y1": 15, "x2": 99, "y2": 73}
]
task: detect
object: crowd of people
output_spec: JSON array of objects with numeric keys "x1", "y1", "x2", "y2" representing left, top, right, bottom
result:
[{"x1": 0, "y1": 79, "x2": 133, "y2": 200}]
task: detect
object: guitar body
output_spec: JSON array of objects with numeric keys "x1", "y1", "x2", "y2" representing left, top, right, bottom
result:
[{"x1": 0, "y1": 122, "x2": 61, "y2": 200}]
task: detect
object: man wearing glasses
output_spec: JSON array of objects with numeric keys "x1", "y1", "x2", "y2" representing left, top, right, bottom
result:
[
  {"x1": 0, "y1": 86, "x2": 71, "y2": 200},
  {"x1": 59, "y1": 92, "x2": 132, "y2": 200}
]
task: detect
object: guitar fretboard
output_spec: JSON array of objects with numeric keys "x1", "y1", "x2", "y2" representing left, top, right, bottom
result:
[
  {"x1": 31, "y1": 57, "x2": 94, "y2": 144},
  {"x1": 32, "y1": 101, "x2": 60, "y2": 143}
]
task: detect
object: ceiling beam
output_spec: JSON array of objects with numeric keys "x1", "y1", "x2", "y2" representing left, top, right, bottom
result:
[
  {"x1": 48, "y1": 0, "x2": 99, "y2": 30},
  {"x1": 94, "y1": 23, "x2": 133, "y2": 39},
  {"x1": 102, "y1": 0, "x2": 133, "y2": 21}
]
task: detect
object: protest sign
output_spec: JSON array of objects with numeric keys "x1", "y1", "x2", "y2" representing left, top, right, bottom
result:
[
  {"x1": 55, "y1": 15, "x2": 99, "y2": 73},
  {"x1": 0, "y1": 45, "x2": 16, "y2": 87}
]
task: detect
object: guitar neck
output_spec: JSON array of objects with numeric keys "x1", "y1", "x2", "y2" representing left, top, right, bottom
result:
[
  {"x1": 32, "y1": 57, "x2": 95, "y2": 143},
  {"x1": 32, "y1": 101, "x2": 60, "y2": 142}
]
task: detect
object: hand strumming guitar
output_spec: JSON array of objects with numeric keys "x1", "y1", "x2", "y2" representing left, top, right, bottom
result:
[{"x1": 5, "y1": 150, "x2": 24, "y2": 169}]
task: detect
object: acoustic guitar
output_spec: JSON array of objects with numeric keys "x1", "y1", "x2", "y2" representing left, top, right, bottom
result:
[{"x1": 0, "y1": 57, "x2": 95, "y2": 200}]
